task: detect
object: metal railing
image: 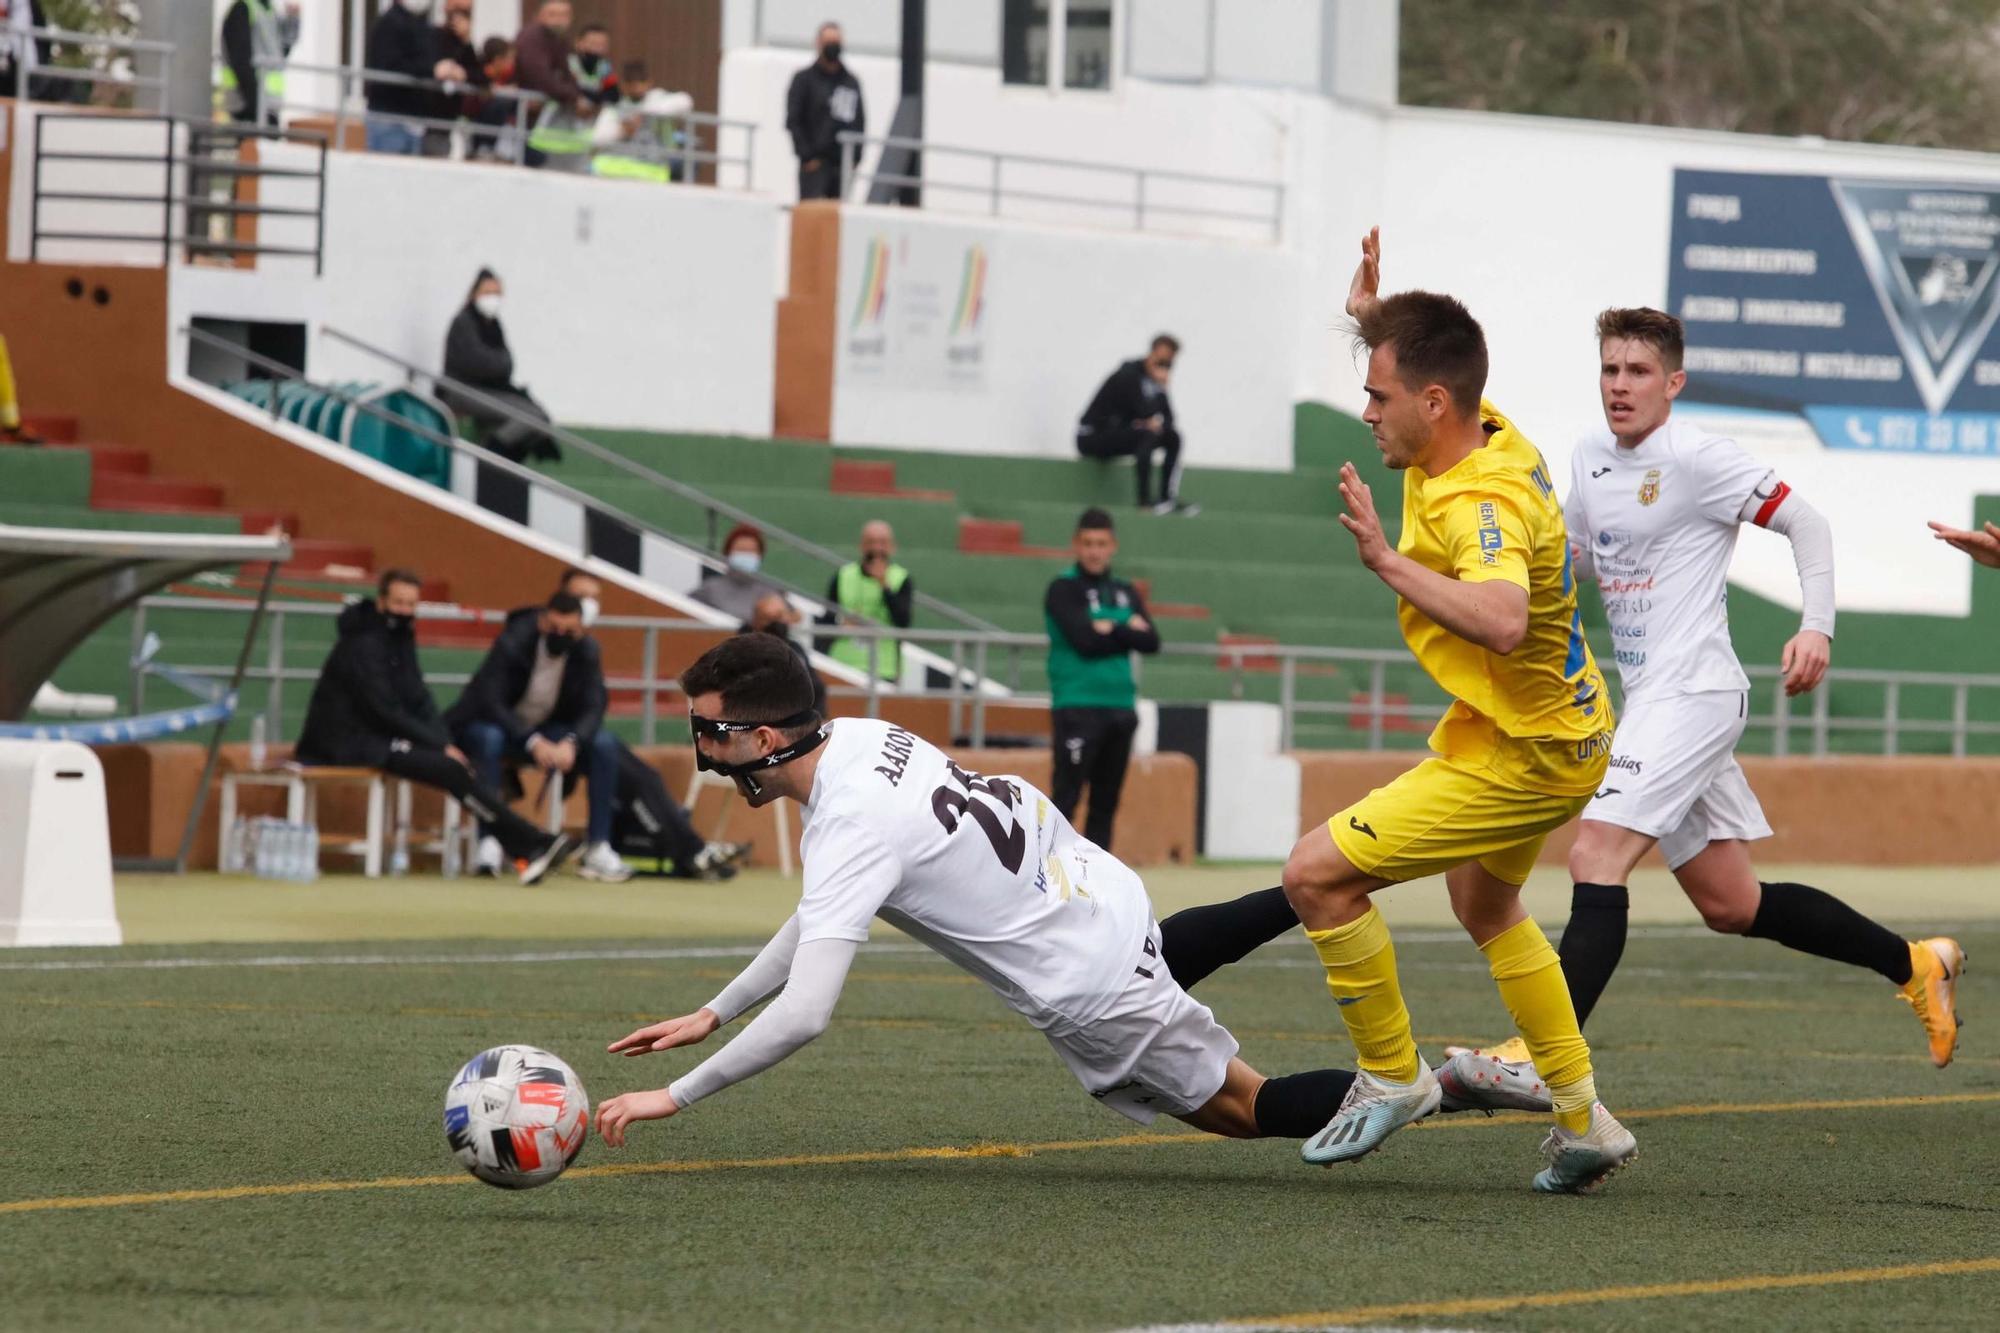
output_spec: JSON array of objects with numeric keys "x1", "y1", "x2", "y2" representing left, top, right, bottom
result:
[
  {"x1": 319, "y1": 325, "x2": 1001, "y2": 634},
  {"x1": 258, "y1": 58, "x2": 757, "y2": 188},
  {"x1": 29, "y1": 112, "x2": 328, "y2": 271},
  {"x1": 837, "y1": 131, "x2": 1286, "y2": 242},
  {"x1": 124, "y1": 594, "x2": 2000, "y2": 758},
  {"x1": 9, "y1": 24, "x2": 176, "y2": 111},
  {"x1": 181, "y1": 324, "x2": 846, "y2": 631}
]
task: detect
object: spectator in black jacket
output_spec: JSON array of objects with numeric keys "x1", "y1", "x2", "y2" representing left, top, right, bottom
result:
[
  {"x1": 1077, "y1": 334, "x2": 1199, "y2": 517},
  {"x1": 1, "y1": 0, "x2": 50, "y2": 101},
  {"x1": 785, "y1": 22, "x2": 864, "y2": 200},
  {"x1": 218, "y1": 0, "x2": 298, "y2": 125},
  {"x1": 293, "y1": 569, "x2": 577, "y2": 884},
  {"x1": 446, "y1": 591, "x2": 629, "y2": 883},
  {"x1": 364, "y1": 0, "x2": 467, "y2": 156},
  {"x1": 441, "y1": 269, "x2": 558, "y2": 463},
  {"x1": 745, "y1": 591, "x2": 828, "y2": 719},
  {"x1": 425, "y1": 0, "x2": 484, "y2": 150}
]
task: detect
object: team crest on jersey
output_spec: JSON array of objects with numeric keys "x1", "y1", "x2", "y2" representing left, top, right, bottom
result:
[{"x1": 1637, "y1": 469, "x2": 1662, "y2": 506}]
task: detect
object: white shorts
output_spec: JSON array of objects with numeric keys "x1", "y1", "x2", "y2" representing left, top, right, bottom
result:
[
  {"x1": 1042, "y1": 923, "x2": 1239, "y2": 1125},
  {"x1": 1585, "y1": 689, "x2": 1773, "y2": 871}
]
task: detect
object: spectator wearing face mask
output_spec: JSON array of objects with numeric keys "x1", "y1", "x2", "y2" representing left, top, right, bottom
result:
[
  {"x1": 785, "y1": 21, "x2": 864, "y2": 200},
  {"x1": 742, "y1": 591, "x2": 828, "y2": 718},
  {"x1": 569, "y1": 22, "x2": 618, "y2": 109},
  {"x1": 447, "y1": 590, "x2": 629, "y2": 884},
  {"x1": 516, "y1": 0, "x2": 594, "y2": 168},
  {"x1": 441, "y1": 268, "x2": 558, "y2": 464},
  {"x1": 293, "y1": 569, "x2": 579, "y2": 885},
  {"x1": 817, "y1": 519, "x2": 912, "y2": 682},
  {"x1": 690, "y1": 524, "x2": 776, "y2": 622},
  {"x1": 467, "y1": 36, "x2": 519, "y2": 159},
  {"x1": 425, "y1": 0, "x2": 483, "y2": 151},
  {"x1": 1077, "y1": 334, "x2": 1199, "y2": 517},
  {"x1": 364, "y1": 0, "x2": 467, "y2": 156}
]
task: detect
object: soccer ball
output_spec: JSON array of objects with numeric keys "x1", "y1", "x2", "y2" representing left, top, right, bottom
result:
[{"x1": 443, "y1": 1044, "x2": 591, "y2": 1189}]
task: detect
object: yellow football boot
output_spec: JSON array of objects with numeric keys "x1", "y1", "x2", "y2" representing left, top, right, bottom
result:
[{"x1": 1899, "y1": 937, "x2": 1966, "y2": 1068}]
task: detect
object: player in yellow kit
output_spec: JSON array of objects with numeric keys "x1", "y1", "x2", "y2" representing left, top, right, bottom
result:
[{"x1": 1282, "y1": 229, "x2": 1637, "y2": 1193}]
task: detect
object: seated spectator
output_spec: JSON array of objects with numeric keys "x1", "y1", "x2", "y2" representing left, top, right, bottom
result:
[
  {"x1": 515, "y1": 0, "x2": 593, "y2": 169},
  {"x1": 540, "y1": 568, "x2": 749, "y2": 880},
  {"x1": 293, "y1": 568, "x2": 577, "y2": 884},
  {"x1": 1077, "y1": 334, "x2": 1200, "y2": 517},
  {"x1": 818, "y1": 520, "x2": 911, "y2": 682},
  {"x1": 690, "y1": 524, "x2": 777, "y2": 622},
  {"x1": 743, "y1": 591, "x2": 828, "y2": 718},
  {"x1": 364, "y1": 0, "x2": 467, "y2": 156},
  {"x1": 440, "y1": 268, "x2": 559, "y2": 463},
  {"x1": 446, "y1": 591, "x2": 630, "y2": 884},
  {"x1": 570, "y1": 22, "x2": 619, "y2": 109}
]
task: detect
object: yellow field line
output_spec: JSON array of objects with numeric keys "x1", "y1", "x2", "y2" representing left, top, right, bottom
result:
[
  {"x1": 1233, "y1": 1255, "x2": 2000, "y2": 1327},
  {"x1": 3, "y1": 1090, "x2": 1996, "y2": 1219}
]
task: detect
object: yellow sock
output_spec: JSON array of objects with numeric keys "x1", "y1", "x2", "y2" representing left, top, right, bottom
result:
[
  {"x1": 1306, "y1": 905, "x2": 1420, "y2": 1081},
  {"x1": 1481, "y1": 916, "x2": 1596, "y2": 1133}
]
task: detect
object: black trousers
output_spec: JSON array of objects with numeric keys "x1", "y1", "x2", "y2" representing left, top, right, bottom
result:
[
  {"x1": 798, "y1": 157, "x2": 846, "y2": 200},
  {"x1": 380, "y1": 744, "x2": 551, "y2": 860},
  {"x1": 1076, "y1": 424, "x2": 1182, "y2": 506},
  {"x1": 1049, "y1": 706, "x2": 1139, "y2": 851}
]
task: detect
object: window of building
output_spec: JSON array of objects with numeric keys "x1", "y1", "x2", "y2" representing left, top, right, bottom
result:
[{"x1": 1004, "y1": 0, "x2": 1112, "y2": 91}]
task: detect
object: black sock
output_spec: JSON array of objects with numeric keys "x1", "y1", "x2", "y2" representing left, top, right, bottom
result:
[
  {"x1": 1747, "y1": 881, "x2": 1911, "y2": 984},
  {"x1": 1558, "y1": 882, "x2": 1629, "y2": 1028},
  {"x1": 1252, "y1": 1068, "x2": 1358, "y2": 1138},
  {"x1": 1158, "y1": 886, "x2": 1299, "y2": 991}
]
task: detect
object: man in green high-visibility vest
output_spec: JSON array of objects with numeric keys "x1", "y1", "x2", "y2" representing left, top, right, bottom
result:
[
  {"x1": 820, "y1": 520, "x2": 914, "y2": 682},
  {"x1": 1044, "y1": 507, "x2": 1161, "y2": 852},
  {"x1": 219, "y1": 0, "x2": 298, "y2": 126}
]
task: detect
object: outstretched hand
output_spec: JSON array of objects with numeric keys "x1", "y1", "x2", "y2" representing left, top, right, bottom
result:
[
  {"x1": 1346, "y1": 226, "x2": 1383, "y2": 321},
  {"x1": 596, "y1": 1088, "x2": 679, "y2": 1148},
  {"x1": 1337, "y1": 462, "x2": 1393, "y2": 572},
  {"x1": 1929, "y1": 519, "x2": 2000, "y2": 568},
  {"x1": 607, "y1": 1008, "x2": 720, "y2": 1057}
]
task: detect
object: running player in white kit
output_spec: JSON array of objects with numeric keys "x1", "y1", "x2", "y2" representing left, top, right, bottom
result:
[
  {"x1": 1464, "y1": 307, "x2": 1963, "y2": 1070},
  {"x1": 592, "y1": 633, "x2": 1532, "y2": 1150}
]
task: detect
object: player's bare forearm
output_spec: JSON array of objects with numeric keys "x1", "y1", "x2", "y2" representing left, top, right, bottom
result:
[{"x1": 1371, "y1": 552, "x2": 1529, "y2": 655}]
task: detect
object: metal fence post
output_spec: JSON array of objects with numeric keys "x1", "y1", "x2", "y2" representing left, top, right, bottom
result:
[
  {"x1": 1811, "y1": 682, "x2": 1831, "y2": 757},
  {"x1": 1367, "y1": 660, "x2": 1386, "y2": 751},
  {"x1": 129, "y1": 602, "x2": 149, "y2": 715},
  {"x1": 264, "y1": 609, "x2": 285, "y2": 740},
  {"x1": 1883, "y1": 680, "x2": 1900, "y2": 756},
  {"x1": 1278, "y1": 653, "x2": 1296, "y2": 751},
  {"x1": 641, "y1": 625, "x2": 659, "y2": 745},
  {"x1": 972, "y1": 639, "x2": 989, "y2": 748},
  {"x1": 948, "y1": 635, "x2": 965, "y2": 740},
  {"x1": 1952, "y1": 683, "x2": 1969, "y2": 760},
  {"x1": 865, "y1": 635, "x2": 880, "y2": 719},
  {"x1": 1771, "y1": 680, "x2": 1791, "y2": 758}
]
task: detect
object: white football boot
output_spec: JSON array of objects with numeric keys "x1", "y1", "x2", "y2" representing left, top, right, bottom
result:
[
  {"x1": 1301, "y1": 1059, "x2": 1442, "y2": 1165},
  {"x1": 1532, "y1": 1103, "x2": 1638, "y2": 1194}
]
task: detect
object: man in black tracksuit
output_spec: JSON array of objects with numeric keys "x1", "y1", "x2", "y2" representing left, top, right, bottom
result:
[
  {"x1": 1043, "y1": 508, "x2": 1161, "y2": 852},
  {"x1": 445, "y1": 591, "x2": 630, "y2": 882},
  {"x1": 784, "y1": 22, "x2": 864, "y2": 200},
  {"x1": 293, "y1": 569, "x2": 575, "y2": 884},
  {"x1": 1077, "y1": 334, "x2": 1198, "y2": 516}
]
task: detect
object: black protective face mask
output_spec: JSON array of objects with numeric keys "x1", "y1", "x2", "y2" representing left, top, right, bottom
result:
[
  {"x1": 382, "y1": 612, "x2": 414, "y2": 635},
  {"x1": 690, "y1": 707, "x2": 826, "y2": 804},
  {"x1": 544, "y1": 631, "x2": 575, "y2": 657},
  {"x1": 821, "y1": 40, "x2": 842, "y2": 62},
  {"x1": 577, "y1": 53, "x2": 604, "y2": 74}
]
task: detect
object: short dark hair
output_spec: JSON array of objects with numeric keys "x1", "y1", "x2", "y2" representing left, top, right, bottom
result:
[
  {"x1": 681, "y1": 633, "x2": 818, "y2": 732},
  {"x1": 378, "y1": 567, "x2": 421, "y2": 597},
  {"x1": 1150, "y1": 334, "x2": 1180, "y2": 357},
  {"x1": 622, "y1": 59, "x2": 648, "y2": 81},
  {"x1": 480, "y1": 36, "x2": 512, "y2": 62},
  {"x1": 1356, "y1": 291, "x2": 1489, "y2": 417},
  {"x1": 580, "y1": 22, "x2": 608, "y2": 38},
  {"x1": 1076, "y1": 506, "x2": 1115, "y2": 533},
  {"x1": 546, "y1": 592, "x2": 583, "y2": 616},
  {"x1": 556, "y1": 565, "x2": 588, "y2": 591},
  {"x1": 1596, "y1": 306, "x2": 1685, "y2": 374}
]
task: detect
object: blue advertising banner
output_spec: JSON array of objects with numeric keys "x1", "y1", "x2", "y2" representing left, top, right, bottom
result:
[{"x1": 1666, "y1": 168, "x2": 2000, "y2": 458}]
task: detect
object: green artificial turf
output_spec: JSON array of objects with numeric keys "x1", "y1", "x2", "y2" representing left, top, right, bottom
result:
[{"x1": 3, "y1": 869, "x2": 1997, "y2": 1331}]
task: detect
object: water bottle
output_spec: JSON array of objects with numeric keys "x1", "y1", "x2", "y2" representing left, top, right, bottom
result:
[
  {"x1": 250, "y1": 817, "x2": 273, "y2": 879},
  {"x1": 249, "y1": 714, "x2": 267, "y2": 771},
  {"x1": 296, "y1": 823, "x2": 320, "y2": 883}
]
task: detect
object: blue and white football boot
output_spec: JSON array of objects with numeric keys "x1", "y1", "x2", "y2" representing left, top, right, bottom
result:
[{"x1": 1300, "y1": 1058, "x2": 1442, "y2": 1165}]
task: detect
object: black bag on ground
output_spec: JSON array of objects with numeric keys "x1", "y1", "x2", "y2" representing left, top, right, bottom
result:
[{"x1": 607, "y1": 739, "x2": 704, "y2": 873}]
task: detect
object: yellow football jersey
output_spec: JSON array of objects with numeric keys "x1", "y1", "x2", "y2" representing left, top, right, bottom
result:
[{"x1": 1394, "y1": 402, "x2": 1612, "y2": 796}]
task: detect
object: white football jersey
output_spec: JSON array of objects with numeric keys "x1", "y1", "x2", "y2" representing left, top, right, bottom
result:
[
  {"x1": 795, "y1": 717, "x2": 1153, "y2": 1030},
  {"x1": 1566, "y1": 415, "x2": 1778, "y2": 700}
]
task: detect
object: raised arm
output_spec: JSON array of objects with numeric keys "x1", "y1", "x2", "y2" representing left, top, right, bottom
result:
[{"x1": 1338, "y1": 463, "x2": 1529, "y2": 655}]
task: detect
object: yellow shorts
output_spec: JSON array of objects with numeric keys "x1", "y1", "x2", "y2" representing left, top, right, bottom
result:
[{"x1": 1327, "y1": 755, "x2": 1593, "y2": 887}]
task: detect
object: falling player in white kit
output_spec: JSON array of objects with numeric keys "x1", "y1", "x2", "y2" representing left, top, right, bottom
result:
[
  {"x1": 592, "y1": 634, "x2": 1533, "y2": 1149},
  {"x1": 1462, "y1": 307, "x2": 1963, "y2": 1072}
]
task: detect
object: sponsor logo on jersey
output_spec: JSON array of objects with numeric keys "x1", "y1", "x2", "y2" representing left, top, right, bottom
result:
[
  {"x1": 1638, "y1": 469, "x2": 1662, "y2": 505},
  {"x1": 1476, "y1": 500, "x2": 1502, "y2": 565},
  {"x1": 1591, "y1": 466, "x2": 1613, "y2": 478},
  {"x1": 1608, "y1": 754, "x2": 1644, "y2": 775},
  {"x1": 1574, "y1": 731, "x2": 1613, "y2": 762}
]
